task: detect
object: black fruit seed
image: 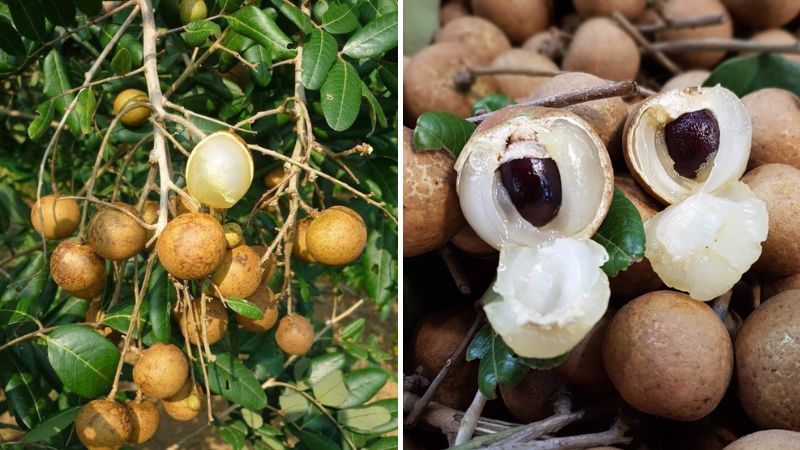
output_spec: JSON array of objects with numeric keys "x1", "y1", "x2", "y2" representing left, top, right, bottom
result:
[
  {"x1": 499, "y1": 157, "x2": 562, "y2": 227},
  {"x1": 664, "y1": 109, "x2": 720, "y2": 178}
]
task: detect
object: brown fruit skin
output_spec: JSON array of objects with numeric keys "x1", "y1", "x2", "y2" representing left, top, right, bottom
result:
[
  {"x1": 741, "y1": 89, "x2": 800, "y2": 170},
  {"x1": 88, "y1": 202, "x2": 147, "y2": 261},
  {"x1": 742, "y1": 29, "x2": 800, "y2": 64},
  {"x1": 724, "y1": 0, "x2": 800, "y2": 29},
  {"x1": 30, "y1": 194, "x2": 80, "y2": 240},
  {"x1": 251, "y1": 245, "x2": 277, "y2": 285},
  {"x1": 179, "y1": 296, "x2": 229, "y2": 345},
  {"x1": 451, "y1": 225, "x2": 497, "y2": 258},
  {"x1": 156, "y1": 212, "x2": 226, "y2": 280},
  {"x1": 742, "y1": 164, "x2": 800, "y2": 276},
  {"x1": 405, "y1": 42, "x2": 497, "y2": 120},
  {"x1": 489, "y1": 49, "x2": 559, "y2": 100},
  {"x1": 132, "y1": 343, "x2": 189, "y2": 399},
  {"x1": 661, "y1": 70, "x2": 710, "y2": 92},
  {"x1": 573, "y1": 0, "x2": 646, "y2": 19},
  {"x1": 211, "y1": 245, "x2": 263, "y2": 299},
  {"x1": 113, "y1": 89, "x2": 150, "y2": 127},
  {"x1": 292, "y1": 219, "x2": 317, "y2": 263},
  {"x1": 235, "y1": 281, "x2": 278, "y2": 332},
  {"x1": 141, "y1": 200, "x2": 159, "y2": 246},
  {"x1": 440, "y1": 1, "x2": 469, "y2": 25},
  {"x1": 125, "y1": 400, "x2": 159, "y2": 444},
  {"x1": 563, "y1": 18, "x2": 640, "y2": 81},
  {"x1": 75, "y1": 399, "x2": 133, "y2": 448},
  {"x1": 499, "y1": 369, "x2": 561, "y2": 423},
  {"x1": 435, "y1": 16, "x2": 512, "y2": 64},
  {"x1": 723, "y1": 430, "x2": 800, "y2": 450},
  {"x1": 555, "y1": 312, "x2": 614, "y2": 396},
  {"x1": 603, "y1": 291, "x2": 733, "y2": 421},
  {"x1": 403, "y1": 128, "x2": 464, "y2": 257},
  {"x1": 276, "y1": 314, "x2": 314, "y2": 355},
  {"x1": 735, "y1": 290, "x2": 800, "y2": 431},
  {"x1": 657, "y1": 0, "x2": 733, "y2": 69},
  {"x1": 263, "y1": 166, "x2": 285, "y2": 189},
  {"x1": 163, "y1": 380, "x2": 203, "y2": 421},
  {"x1": 471, "y1": 0, "x2": 551, "y2": 44},
  {"x1": 51, "y1": 239, "x2": 106, "y2": 299},
  {"x1": 763, "y1": 273, "x2": 800, "y2": 301},
  {"x1": 522, "y1": 31, "x2": 562, "y2": 59},
  {"x1": 306, "y1": 206, "x2": 367, "y2": 266}
]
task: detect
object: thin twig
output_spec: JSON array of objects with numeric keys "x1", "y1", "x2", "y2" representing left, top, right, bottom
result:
[
  {"x1": 455, "y1": 390, "x2": 488, "y2": 445},
  {"x1": 637, "y1": 13, "x2": 726, "y2": 33},
  {"x1": 613, "y1": 11, "x2": 681, "y2": 75},
  {"x1": 652, "y1": 38, "x2": 800, "y2": 53},
  {"x1": 440, "y1": 246, "x2": 471, "y2": 294}
]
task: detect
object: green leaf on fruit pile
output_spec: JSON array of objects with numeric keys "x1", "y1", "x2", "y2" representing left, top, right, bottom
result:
[
  {"x1": 228, "y1": 6, "x2": 295, "y2": 60},
  {"x1": 343, "y1": 12, "x2": 398, "y2": 59},
  {"x1": 46, "y1": 324, "x2": 120, "y2": 398},
  {"x1": 303, "y1": 29, "x2": 337, "y2": 90},
  {"x1": 147, "y1": 264, "x2": 173, "y2": 344},
  {"x1": 322, "y1": 4, "x2": 359, "y2": 35},
  {"x1": 312, "y1": 369, "x2": 350, "y2": 407},
  {"x1": 225, "y1": 296, "x2": 263, "y2": 319},
  {"x1": 20, "y1": 406, "x2": 80, "y2": 443},
  {"x1": 591, "y1": 186, "x2": 646, "y2": 277},
  {"x1": 201, "y1": 353, "x2": 267, "y2": 411},
  {"x1": 704, "y1": 53, "x2": 800, "y2": 97},
  {"x1": 184, "y1": 20, "x2": 221, "y2": 47},
  {"x1": 270, "y1": 0, "x2": 313, "y2": 33},
  {"x1": 466, "y1": 325, "x2": 530, "y2": 399},
  {"x1": 321, "y1": 58, "x2": 362, "y2": 131},
  {"x1": 471, "y1": 94, "x2": 515, "y2": 116},
  {"x1": 413, "y1": 112, "x2": 476, "y2": 156},
  {"x1": 338, "y1": 404, "x2": 392, "y2": 433},
  {"x1": 8, "y1": 0, "x2": 46, "y2": 42}
]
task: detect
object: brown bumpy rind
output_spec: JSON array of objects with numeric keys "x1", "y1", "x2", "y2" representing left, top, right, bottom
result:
[
  {"x1": 276, "y1": 314, "x2": 314, "y2": 355},
  {"x1": 489, "y1": 49, "x2": 559, "y2": 101},
  {"x1": 179, "y1": 296, "x2": 229, "y2": 345},
  {"x1": 75, "y1": 400, "x2": 133, "y2": 447},
  {"x1": 723, "y1": 429, "x2": 800, "y2": 450},
  {"x1": 132, "y1": 343, "x2": 189, "y2": 399},
  {"x1": 156, "y1": 212, "x2": 226, "y2": 280},
  {"x1": 435, "y1": 16, "x2": 511, "y2": 63},
  {"x1": 50, "y1": 239, "x2": 107, "y2": 300},
  {"x1": 562, "y1": 18, "x2": 640, "y2": 81},
  {"x1": 163, "y1": 380, "x2": 203, "y2": 421},
  {"x1": 306, "y1": 206, "x2": 367, "y2": 266},
  {"x1": 88, "y1": 202, "x2": 148, "y2": 261},
  {"x1": 723, "y1": 0, "x2": 800, "y2": 29},
  {"x1": 470, "y1": 0, "x2": 551, "y2": 43},
  {"x1": 742, "y1": 89, "x2": 800, "y2": 170},
  {"x1": 235, "y1": 282, "x2": 279, "y2": 332},
  {"x1": 573, "y1": 0, "x2": 646, "y2": 19},
  {"x1": 555, "y1": 311, "x2": 615, "y2": 396},
  {"x1": 125, "y1": 400, "x2": 160, "y2": 444},
  {"x1": 211, "y1": 245, "x2": 263, "y2": 299},
  {"x1": 499, "y1": 369, "x2": 562, "y2": 423},
  {"x1": 657, "y1": 0, "x2": 733, "y2": 69},
  {"x1": 31, "y1": 194, "x2": 80, "y2": 239}
]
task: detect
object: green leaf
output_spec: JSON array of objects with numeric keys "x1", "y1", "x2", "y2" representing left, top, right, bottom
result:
[
  {"x1": 414, "y1": 112, "x2": 476, "y2": 156},
  {"x1": 0, "y1": 252, "x2": 52, "y2": 324},
  {"x1": 20, "y1": 406, "x2": 80, "y2": 443},
  {"x1": 241, "y1": 408, "x2": 264, "y2": 429},
  {"x1": 361, "y1": 82, "x2": 387, "y2": 133},
  {"x1": 360, "y1": 0, "x2": 398, "y2": 22},
  {"x1": 184, "y1": 20, "x2": 221, "y2": 47},
  {"x1": 228, "y1": 6, "x2": 295, "y2": 60},
  {"x1": 224, "y1": 296, "x2": 263, "y2": 319},
  {"x1": 270, "y1": 0, "x2": 313, "y2": 33},
  {"x1": 338, "y1": 405, "x2": 391, "y2": 433},
  {"x1": 369, "y1": 437, "x2": 398, "y2": 450},
  {"x1": 0, "y1": 351, "x2": 51, "y2": 429},
  {"x1": 102, "y1": 301, "x2": 149, "y2": 335},
  {"x1": 28, "y1": 100, "x2": 54, "y2": 141},
  {"x1": 147, "y1": 264, "x2": 173, "y2": 344},
  {"x1": 321, "y1": 58, "x2": 362, "y2": 131},
  {"x1": 471, "y1": 94, "x2": 515, "y2": 115},
  {"x1": 39, "y1": 0, "x2": 76, "y2": 27},
  {"x1": 46, "y1": 324, "x2": 121, "y2": 398},
  {"x1": 591, "y1": 186, "x2": 646, "y2": 277},
  {"x1": 302, "y1": 29, "x2": 337, "y2": 90},
  {"x1": 279, "y1": 388, "x2": 309, "y2": 422},
  {"x1": 201, "y1": 353, "x2": 267, "y2": 411},
  {"x1": 296, "y1": 430, "x2": 340, "y2": 450},
  {"x1": 0, "y1": 16, "x2": 25, "y2": 57},
  {"x1": 340, "y1": 318, "x2": 365, "y2": 341},
  {"x1": 312, "y1": 370, "x2": 349, "y2": 407},
  {"x1": 342, "y1": 12, "x2": 397, "y2": 59},
  {"x1": 363, "y1": 218, "x2": 396, "y2": 306},
  {"x1": 367, "y1": 398, "x2": 398, "y2": 434},
  {"x1": 75, "y1": 89, "x2": 96, "y2": 135},
  {"x1": 75, "y1": 0, "x2": 103, "y2": 16},
  {"x1": 322, "y1": 3, "x2": 359, "y2": 34},
  {"x1": 467, "y1": 325, "x2": 529, "y2": 399},
  {"x1": 43, "y1": 50, "x2": 80, "y2": 135},
  {"x1": 110, "y1": 47, "x2": 132, "y2": 75},
  {"x1": 8, "y1": 0, "x2": 47, "y2": 41},
  {"x1": 704, "y1": 53, "x2": 800, "y2": 97},
  {"x1": 307, "y1": 352, "x2": 346, "y2": 385},
  {"x1": 219, "y1": 421, "x2": 247, "y2": 450},
  {"x1": 243, "y1": 44, "x2": 272, "y2": 87},
  {"x1": 404, "y1": 0, "x2": 438, "y2": 55},
  {"x1": 338, "y1": 368, "x2": 388, "y2": 408}
]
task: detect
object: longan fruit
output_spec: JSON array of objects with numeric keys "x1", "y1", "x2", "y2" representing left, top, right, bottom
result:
[
  {"x1": 440, "y1": 1, "x2": 469, "y2": 25},
  {"x1": 573, "y1": 0, "x2": 647, "y2": 19},
  {"x1": 499, "y1": 369, "x2": 561, "y2": 423},
  {"x1": 30, "y1": 194, "x2": 80, "y2": 240},
  {"x1": 211, "y1": 244, "x2": 263, "y2": 299},
  {"x1": 156, "y1": 212, "x2": 227, "y2": 280},
  {"x1": 489, "y1": 49, "x2": 559, "y2": 100},
  {"x1": 471, "y1": 0, "x2": 551, "y2": 44},
  {"x1": 450, "y1": 225, "x2": 496, "y2": 258},
  {"x1": 174, "y1": 188, "x2": 200, "y2": 216},
  {"x1": 132, "y1": 343, "x2": 189, "y2": 399},
  {"x1": 762, "y1": 273, "x2": 800, "y2": 300},
  {"x1": 562, "y1": 18, "x2": 640, "y2": 81},
  {"x1": 292, "y1": 218, "x2": 317, "y2": 263},
  {"x1": 661, "y1": 70, "x2": 710, "y2": 92},
  {"x1": 435, "y1": 16, "x2": 511, "y2": 64},
  {"x1": 179, "y1": 296, "x2": 229, "y2": 346},
  {"x1": 75, "y1": 399, "x2": 132, "y2": 448},
  {"x1": 163, "y1": 380, "x2": 203, "y2": 421},
  {"x1": 555, "y1": 311, "x2": 614, "y2": 396},
  {"x1": 275, "y1": 314, "x2": 314, "y2": 355},
  {"x1": 724, "y1": 0, "x2": 800, "y2": 29},
  {"x1": 179, "y1": 0, "x2": 207, "y2": 24},
  {"x1": 51, "y1": 238, "x2": 106, "y2": 300},
  {"x1": 88, "y1": 202, "x2": 147, "y2": 261},
  {"x1": 657, "y1": 0, "x2": 733, "y2": 69},
  {"x1": 234, "y1": 281, "x2": 278, "y2": 332},
  {"x1": 263, "y1": 166, "x2": 285, "y2": 189},
  {"x1": 251, "y1": 244, "x2": 277, "y2": 285},
  {"x1": 723, "y1": 430, "x2": 800, "y2": 450},
  {"x1": 141, "y1": 200, "x2": 158, "y2": 245},
  {"x1": 306, "y1": 206, "x2": 367, "y2": 266},
  {"x1": 124, "y1": 400, "x2": 159, "y2": 444},
  {"x1": 741, "y1": 89, "x2": 800, "y2": 169},
  {"x1": 113, "y1": 89, "x2": 150, "y2": 127},
  {"x1": 742, "y1": 29, "x2": 800, "y2": 64}
]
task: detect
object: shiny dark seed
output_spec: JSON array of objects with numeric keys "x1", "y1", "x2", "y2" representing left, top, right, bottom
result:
[
  {"x1": 664, "y1": 109, "x2": 720, "y2": 178},
  {"x1": 499, "y1": 157, "x2": 562, "y2": 227}
]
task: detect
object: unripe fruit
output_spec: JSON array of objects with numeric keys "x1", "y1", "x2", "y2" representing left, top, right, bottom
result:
[
  {"x1": 51, "y1": 239, "x2": 106, "y2": 299},
  {"x1": 163, "y1": 380, "x2": 203, "y2": 421},
  {"x1": 723, "y1": 430, "x2": 800, "y2": 450},
  {"x1": 235, "y1": 282, "x2": 278, "y2": 332},
  {"x1": 156, "y1": 212, "x2": 227, "y2": 280},
  {"x1": 435, "y1": 16, "x2": 511, "y2": 64},
  {"x1": 275, "y1": 314, "x2": 314, "y2": 355},
  {"x1": 657, "y1": 0, "x2": 733, "y2": 69},
  {"x1": 211, "y1": 245, "x2": 263, "y2": 299},
  {"x1": 113, "y1": 89, "x2": 150, "y2": 127},
  {"x1": 75, "y1": 399, "x2": 132, "y2": 448},
  {"x1": 741, "y1": 89, "x2": 800, "y2": 170},
  {"x1": 179, "y1": 0, "x2": 207, "y2": 24},
  {"x1": 30, "y1": 194, "x2": 80, "y2": 239},
  {"x1": 306, "y1": 206, "x2": 367, "y2": 266},
  {"x1": 563, "y1": 18, "x2": 640, "y2": 81},
  {"x1": 132, "y1": 343, "x2": 189, "y2": 399},
  {"x1": 724, "y1": 0, "x2": 800, "y2": 29},
  {"x1": 185, "y1": 132, "x2": 253, "y2": 209},
  {"x1": 179, "y1": 296, "x2": 229, "y2": 345},
  {"x1": 88, "y1": 202, "x2": 147, "y2": 261},
  {"x1": 471, "y1": 0, "x2": 551, "y2": 44},
  {"x1": 124, "y1": 400, "x2": 159, "y2": 444},
  {"x1": 292, "y1": 218, "x2": 317, "y2": 263}
]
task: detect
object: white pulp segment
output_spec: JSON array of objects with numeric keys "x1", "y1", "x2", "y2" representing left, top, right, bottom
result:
[{"x1": 186, "y1": 132, "x2": 254, "y2": 209}]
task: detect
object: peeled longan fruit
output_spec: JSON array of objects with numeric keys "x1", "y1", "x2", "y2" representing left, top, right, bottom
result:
[
  {"x1": 742, "y1": 164, "x2": 800, "y2": 276},
  {"x1": 436, "y1": 16, "x2": 511, "y2": 64},
  {"x1": 723, "y1": 430, "x2": 800, "y2": 450},
  {"x1": 555, "y1": 312, "x2": 614, "y2": 396},
  {"x1": 735, "y1": 289, "x2": 800, "y2": 431},
  {"x1": 51, "y1": 238, "x2": 106, "y2": 299},
  {"x1": 211, "y1": 245, "x2": 262, "y2": 299},
  {"x1": 724, "y1": 0, "x2": 800, "y2": 29},
  {"x1": 132, "y1": 343, "x2": 189, "y2": 399},
  {"x1": 603, "y1": 291, "x2": 733, "y2": 421},
  {"x1": 88, "y1": 202, "x2": 147, "y2": 261},
  {"x1": 30, "y1": 194, "x2": 80, "y2": 240},
  {"x1": 563, "y1": 18, "x2": 639, "y2": 81},
  {"x1": 489, "y1": 49, "x2": 559, "y2": 100},
  {"x1": 742, "y1": 89, "x2": 800, "y2": 170},
  {"x1": 275, "y1": 314, "x2": 314, "y2": 355},
  {"x1": 306, "y1": 206, "x2": 367, "y2": 266},
  {"x1": 163, "y1": 380, "x2": 203, "y2": 421},
  {"x1": 75, "y1": 399, "x2": 133, "y2": 448},
  {"x1": 113, "y1": 89, "x2": 150, "y2": 127},
  {"x1": 403, "y1": 128, "x2": 463, "y2": 257},
  {"x1": 657, "y1": 0, "x2": 732, "y2": 69},
  {"x1": 405, "y1": 42, "x2": 497, "y2": 120},
  {"x1": 471, "y1": 0, "x2": 551, "y2": 44},
  {"x1": 235, "y1": 281, "x2": 278, "y2": 332},
  {"x1": 125, "y1": 400, "x2": 159, "y2": 444},
  {"x1": 292, "y1": 218, "x2": 317, "y2": 263},
  {"x1": 180, "y1": 296, "x2": 228, "y2": 345},
  {"x1": 661, "y1": 70, "x2": 710, "y2": 92},
  {"x1": 763, "y1": 273, "x2": 800, "y2": 301},
  {"x1": 499, "y1": 369, "x2": 561, "y2": 423},
  {"x1": 742, "y1": 29, "x2": 800, "y2": 64},
  {"x1": 573, "y1": 0, "x2": 646, "y2": 19},
  {"x1": 156, "y1": 212, "x2": 227, "y2": 280}
]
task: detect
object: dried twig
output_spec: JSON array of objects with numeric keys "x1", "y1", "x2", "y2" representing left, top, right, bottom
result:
[
  {"x1": 652, "y1": 38, "x2": 800, "y2": 53},
  {"x1": 637, "y1": 13, "x2": 726, "y2": 33},
  {"x1": 613, "y1": 11, "x2": 681, "y2": 75},
  {"x1": 455, "y1": 390, "x2": 488, "y2": 445}
]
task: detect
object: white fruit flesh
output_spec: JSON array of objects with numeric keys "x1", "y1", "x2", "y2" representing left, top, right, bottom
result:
[{"x1": 185, "y1": 132, "x2": 253, "y2": 209}]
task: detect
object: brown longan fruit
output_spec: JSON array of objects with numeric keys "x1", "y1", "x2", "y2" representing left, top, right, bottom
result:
[
  {"x1": 435, "y1": 16, "x2": 512, "y2": 64},
  {"x1": 450, "y1": 225, "x2": 496, "y2": 258},
  {"x1": 657, "y1": 0, "x2": 733, "y2": 69},
  {"x1": 735, "y1": 289, "x2": 800, "y2": 431},
  {"x1": 141, "y1": 200, "x2": 159, "y2": 245},
  {"x1": 724, "y1": 0, "x2": 800, "y2": 29},
  {"x1": 30, "y1": 194, "x2": 80, "y2": 240},
  {"x1": 292, "y1": 218, "x2": 317, "y2": 263},
  {"x1": 179, "y1": 296, "x2": 229, "y2": 346},
  {"x1": 471, "y1": 0, "x2": 551, "y2": 44},
  {"x1": 113, "y1": 89, "x2": 150, "y2": 127},
  {"x1": 742, "y1": 29, "x2": 800, "y2": 64},
  {"x1": 156, "y1": 212, "x2": 227, "y2": 280},
  {"x1": 603, "y1": 291, "x2": 733, "y2": 421},
  {"x1": 263, "y1": 166, "x2": 285, "y2": 189},
  {"x1": 403, "y1": 127, "x2": 464, "y2": 257},
  {"x1": 163, "y1": 380, "x2": 203, "y2": 421},
  {"x1": 235, "y1": 281, "x2": 278, "y2": 332},
  {"x1": 762, "y1": 273, "x2": 800, "y2": 301},
  {"x1": 742, "y1": 164, "x2": 800, "y2": 276},
  {"x1": 88, "y1": 202, "x2": 147, "y2": 261},
  {"x1": 276, "y1": 314, "x2": 314, "y2": 355},
  {"x1": 562, "y1": 18, "x2": 640, "y2": 81},
  {"x1": 132, "y1": 343, "x2": 189, "y2": 399},
  {"x1": 306, "y1": 206, "x2": 367, "y2": 266},
  {"x1": 211, "y1": 244, "x2": 263, "y2": 299},
  {"x1": 440, "y1": 1, "x2": 469, "y2": 25},
  {"x1": 124, "y1": 400, "x2": 159, "y2": 444},
  {"x1": 75, "y1": 399, "x2": 133, "y2": 448},
  {"x1": 51, "y1": 238, "x2": 106, "y2": 299},
  {"x1": 555, "y1": 311, "x2": 614, "y2": 396},
  {"x1": 741, "y1": 89, "x2": 800, "y2": 169},
  {"x1": 573, "y1": 0, "x2": 647, "y2": 19},
  {"x1": 522, "y1": 31, "x2": 562, "y2": 60},
  {"x1": 489, "y1": 49, "x2": 559, "y2": 100},
  {"x1": 661, "y1": 70, "x2": 710, "y2": 92},
  {"x1": 251, "y1": 245, "x2": 277, "y2": 285},
  {"x1": 723, "y1": 430, "x2": 800, "y2": 450},
  {"x1": 499, "y1": 369, "x2": 561, "y2": 423}
]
